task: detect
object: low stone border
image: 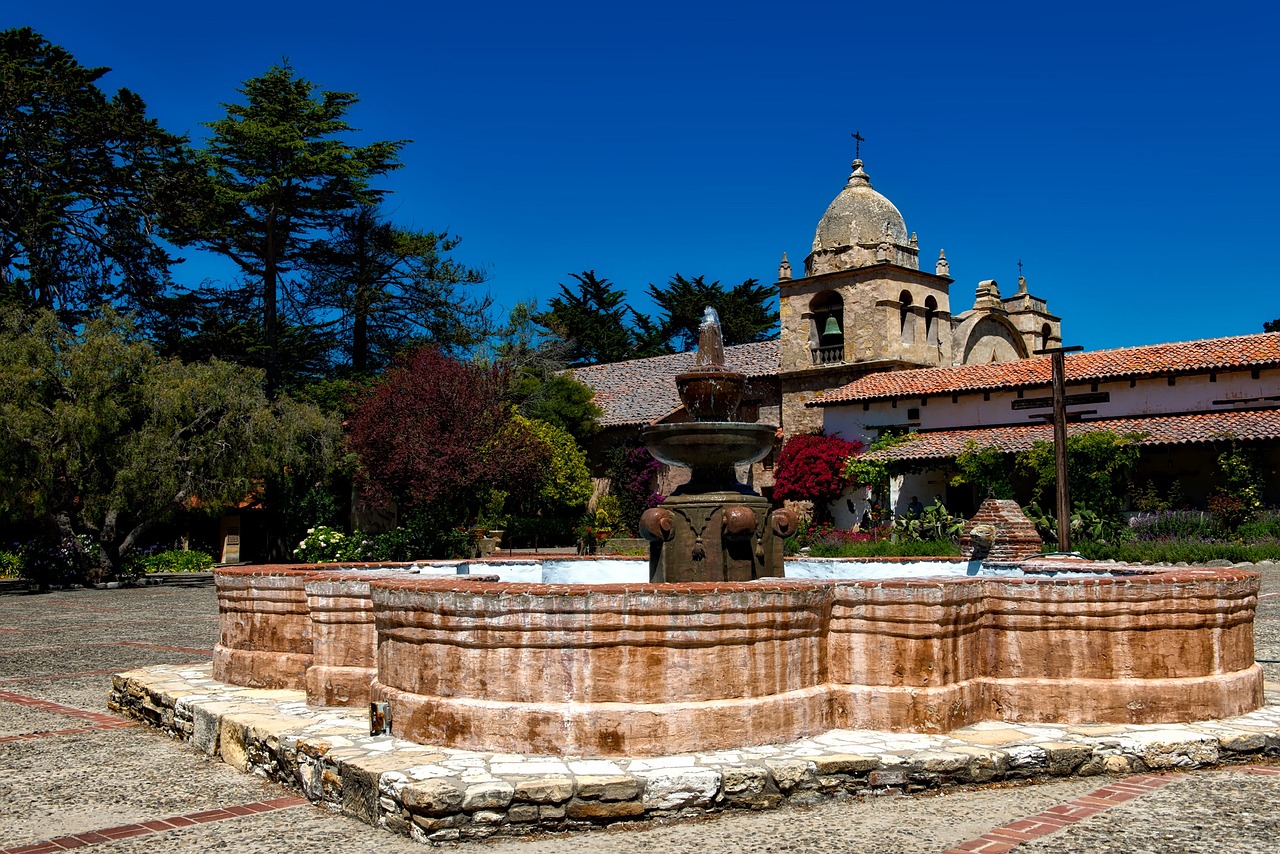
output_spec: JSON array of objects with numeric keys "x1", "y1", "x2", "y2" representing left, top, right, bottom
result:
[{"x1": 110, "y1": 664, "x2": 1280, "y2": 844}]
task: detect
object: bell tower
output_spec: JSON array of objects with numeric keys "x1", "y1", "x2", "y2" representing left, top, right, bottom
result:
[{"x1": 777, "y1": 150, "x2": 955, "y2": 436}]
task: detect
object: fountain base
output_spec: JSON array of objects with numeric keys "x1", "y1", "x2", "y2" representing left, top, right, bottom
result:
[{"x1": 645, "y1": 492, "x2": 781, "y2": 582}]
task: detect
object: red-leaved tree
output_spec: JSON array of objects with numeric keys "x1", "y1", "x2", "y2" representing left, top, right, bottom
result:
[
  {"x1": 772, "y1": 433, "x2": 864, "y2": 509},
  {"x1": 345, "y1": 348, "x2": 550, "y2": 514}
]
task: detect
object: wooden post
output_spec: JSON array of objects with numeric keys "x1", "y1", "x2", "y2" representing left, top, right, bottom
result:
[
  {"x1": 1051, "y1": 350, "x2": 1070, "y2": 552},
  {"x1": 1033, "y1": 344, "x2": 1084, "y2": 553}
]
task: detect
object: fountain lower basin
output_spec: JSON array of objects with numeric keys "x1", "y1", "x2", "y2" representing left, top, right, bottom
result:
[{"x1": 212, "y1": 559, "x2": 1264, "y2": 756}]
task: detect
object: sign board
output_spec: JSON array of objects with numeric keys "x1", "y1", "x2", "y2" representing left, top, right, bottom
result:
[{"x1": 1011, "y1": 391, "x2": 1110, "y2": 411}]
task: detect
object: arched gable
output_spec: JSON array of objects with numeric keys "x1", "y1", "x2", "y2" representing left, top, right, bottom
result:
[{"x1": 953, "y1": 313, "x2": 1029, "y2": 364}]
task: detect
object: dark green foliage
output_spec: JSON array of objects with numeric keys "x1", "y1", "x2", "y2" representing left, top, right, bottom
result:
[
  {"x1": 145, "y1": 286, "x2": 333, "y2": 387},
  {"x1": 535, "y1": 271, "x2": 663, "y2": 366},
  {"x1": 304, "y1": 205, "x2": 492, "y2": 372},
  {"x1": 1209, "y1": 440, "x2": 1267, "y2": 534},
  {"x1": 603, "y1": 445, "x2": 663, "y2": 536},
  {"x1": 953, "y1": 441, "x2": 1016, "y2": 499},
  {"x1": 508, "y1": 371, "x2": 601, "y2": 446},
  {"x1": 0, "y1": 548, "x2": 18, "y2": 578},
  {"x1": 0, "y1": 28, "x2": 198, "y2": 321},
  {"x1": 797, "y1": 538, "x2": 961, "y2": 558},
  {"x1": 1265, "y1": 319, "x2": 1280, "y2": 333},
  {"x1": 367, "y1": 507, "x2": 476, "y2": 560},
  {"x1": 123, "y1": 549, "x2": 215, "y2": 575},
  {"x1": 645, "y1": 274, "x2": 779, "y2": 351},
  {"x1": 493, "y1": 302, "x2": 602, "y2": 446},
  {"x1": 502, "y1": 515, "x2": 579, "y2": 549},
  {"x1": 1075, "y1": 540, "x2": 1280, "y2": 564},
  {"x1": 1017, "y1": 431, "x2": 1143, "y2": 517},
  {"x1": 0, "y1": 309, "x2": 341, "y2": 581}
]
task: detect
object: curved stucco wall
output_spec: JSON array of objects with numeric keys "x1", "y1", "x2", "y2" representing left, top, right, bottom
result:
[
  {"x1": 214, "y1": 562, "x2": 1264, "y2": 756},
  {"x1": 370, "y1": 579, "x2": 830, "y2": 756}
]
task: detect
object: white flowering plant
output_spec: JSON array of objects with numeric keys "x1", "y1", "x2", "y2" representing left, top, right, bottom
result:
[{"x1": 293, "y1": 526, "x2": 374, "y2": 563}]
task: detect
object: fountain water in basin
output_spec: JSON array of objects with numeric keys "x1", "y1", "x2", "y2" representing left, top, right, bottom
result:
[{"x1": 639, "y1": 307, "x2": 797, "y2": 582}]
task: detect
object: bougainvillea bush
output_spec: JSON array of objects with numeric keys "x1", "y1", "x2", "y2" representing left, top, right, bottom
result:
[{"x1": 772, "y1": 433, "x2": 864, "y2": 504}]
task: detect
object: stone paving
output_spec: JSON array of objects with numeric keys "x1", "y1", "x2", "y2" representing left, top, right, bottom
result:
[
  {"x1": 108, "y1": 662, "x2": 1280, "y2": 844},
  {"x1": 1, "y1": 570, "x2": 1279, "y2": 852}
]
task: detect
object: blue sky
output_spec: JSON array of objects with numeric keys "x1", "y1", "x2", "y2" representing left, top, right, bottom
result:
[{"x1": 12, "y1": 1, "x2": 1278, "y2": 352}]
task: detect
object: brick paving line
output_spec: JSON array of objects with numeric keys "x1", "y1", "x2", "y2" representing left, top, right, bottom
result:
[
  {"x1": 0, "y1": 669, "x2": 121, "y2": 685},
  {"x1": 3, "y1": 641, "x2": 212, "y2": 654},
  {"x1": 116, "y1": 642, "x2": 211, "y2": 655},
  {"x1": 0, "y1": 615, "x2": 217, "y2": 636},
  {"x1": 17, "y1": 602, "x2": 125, "y2": 613},
  {"x1": 0, "y1": 796, "x2": 308, "y2": 853},
  {"x1": 0, "y1": 722, "x2": 137, "y2": 744},
  {"x1": 940, "y1": 771, "x2": 1187, "y2": 854},
  {"x1": 0, "y1": 688, "x2": 130, "y2": 726}
]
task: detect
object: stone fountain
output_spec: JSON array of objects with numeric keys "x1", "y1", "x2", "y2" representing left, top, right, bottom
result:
[
  {"x1": 639, "y1": 308, "x2": 797, "y2": 582},
  {"x1": 190, "y1": 308, "x2": 1263, "y2": 759}
]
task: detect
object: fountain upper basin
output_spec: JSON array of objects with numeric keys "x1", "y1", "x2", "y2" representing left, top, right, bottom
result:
[{"x1": 642, "y1": 421, "x2": 776, "y2": 470}]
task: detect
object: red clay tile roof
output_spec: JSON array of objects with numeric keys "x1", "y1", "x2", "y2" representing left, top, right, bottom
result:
[
  {"x1": 812, "y1": 332, "x2": 1280, "y2": 405},
  {"x1": 572, "y1": 339, "x2": 780, "y2": 427},
  {"x1": 862, "y1": 408, "x2": 1280, "y2": 462}
]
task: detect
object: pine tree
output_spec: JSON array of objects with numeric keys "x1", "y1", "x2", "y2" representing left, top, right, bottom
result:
[
  {"x1": 535, "y1": 270, "x2": 663, "y2": 366},
  {"x1": 0, "y1": 28, "x2": 197, "y2": 321},
  {"x1": 194, "y1": 63, "x2": 405, "y2": 393},
  {"x1": 303, "y1": 205, "x2": 491, "y2": 372},
  {"x1": 646, "y1": 274, "x2": 778, "y2": 351}
]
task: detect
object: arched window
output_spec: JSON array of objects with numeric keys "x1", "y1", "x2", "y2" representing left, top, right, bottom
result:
[
  {"x1": 1041, "y1": 323, "x2": 1053, "y2": 351},
  {"x1": 899, "y1": 290, "x2": 914, "y2": 344},
  {"x1": 924, "y1": 295, "x2": 938, "y2": 346},
  {"x1": 810, "y1": 290, "x2": 844, "y2": 364}
]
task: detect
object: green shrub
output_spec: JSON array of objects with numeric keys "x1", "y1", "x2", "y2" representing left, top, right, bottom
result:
[
  {"x1": 806, "y1": 538, "x2": 961, "y2": 558},
  {"x1": 0, "y1": 550, "x2": 20, "y2": 579},
  {"x1": 1075, "y1": 540, "x2": 1280, "y2": 564},
  {"x1": 125, "y1": 550, "x2": 216, "y2": 574}
]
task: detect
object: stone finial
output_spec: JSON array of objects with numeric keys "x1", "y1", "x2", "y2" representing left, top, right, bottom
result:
[
  {"x1": 936, "y1": 249, "x2": 950, "y2": 277},
  {"x1": 847, "y1": 158, "x2": 872, "y2": 188},
  {"x1": 1017, "y1": 275, "x2": 1028, "y2": 295},
  {"x1": 974, "y1": 279, "x2": 1002, "y2": 310},
  {"x1": 908, "y1": 232, "x2": 918, "y2": 249},
  {"x1": 778, "y1": 252, "x2": 792, "y2": 281}
]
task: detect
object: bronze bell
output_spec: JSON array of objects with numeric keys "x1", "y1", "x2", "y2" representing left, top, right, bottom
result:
[{"x1": 821, "y1": 315, "x2": 842, "y2": 340}]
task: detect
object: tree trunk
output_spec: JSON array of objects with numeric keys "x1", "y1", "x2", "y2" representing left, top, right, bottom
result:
[{"x1": 264, "y1": 218, "x2": 280, "y2": 396}]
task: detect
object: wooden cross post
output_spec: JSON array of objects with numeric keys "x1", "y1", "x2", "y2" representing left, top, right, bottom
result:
[{"x1": 1033, "y1": 344, "x2": 1084, "y2": 551}]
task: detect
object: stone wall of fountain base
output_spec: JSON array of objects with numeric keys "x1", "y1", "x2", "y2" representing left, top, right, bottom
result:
[{"x1": 213, "y1": 563, "x2": 1264, "y2": 756}]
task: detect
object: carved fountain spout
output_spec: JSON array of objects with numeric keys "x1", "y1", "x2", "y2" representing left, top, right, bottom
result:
[{"x1": 639, "y1": 308, "x2": 797, "y2": 582}]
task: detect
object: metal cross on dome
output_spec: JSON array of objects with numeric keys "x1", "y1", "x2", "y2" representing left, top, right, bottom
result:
[{"x1": 852, "y1": 131, "x2": 865, "y2": 159}]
